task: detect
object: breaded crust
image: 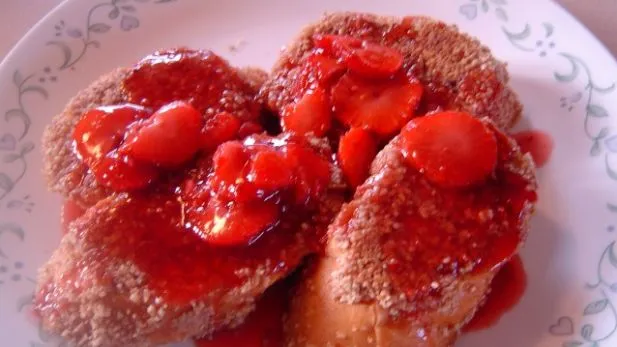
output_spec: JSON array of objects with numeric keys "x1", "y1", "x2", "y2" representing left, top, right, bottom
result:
[
  {"x1": 42, "y1": 68, "x2": 127, "y2": 208},
  {"x1": 36, "y1": 187, "x2": 343, "y2": 347},
  {"x1": 42, "y1": 65, "x2": 268, "y2": 208},
  {"x1": 260, "y1": 12, "x2": 522, "y2": 130},
  {"x1": 285, "y1": 121, "x2": 537, "y2": 346}
]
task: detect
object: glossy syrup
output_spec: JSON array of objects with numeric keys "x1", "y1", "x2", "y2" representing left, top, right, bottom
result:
[
  {"x1": 464, "y1": 255, "x2": 527, "y2": 332},
  {"x1": 383, "y1": 130, "x2": 536, "y2": 301},
  {"x1": 122, "y1": 48, "x2": 260, "y2": 119},
  {"x1": 512, "y1": 130, "x2": 554, "y2": 168}
]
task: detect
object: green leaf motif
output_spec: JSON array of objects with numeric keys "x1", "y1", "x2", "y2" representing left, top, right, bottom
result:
[
  {"x1": 495, "y1": 7, "x2": 508, "y2": 21},
  {"x1": 481, "y1": 0, "x2": 489, "y2": 13},
  {"x1": 0, "y1": 223, "x2": 25, "y2": 240},
  {"x1": 46, "y1": 40, "x2": 73, "y2": 69},
  {"x1": 20, "y1": 141, "x2": 34, "y2": 155},
  {"x1": 504, "y1": 23, "x2": 531, "y2": 40},
  {"x1": 22, "y1": 85, "x2": 49, "y2": 99},
  {"x1": 594, "y1": 82, "x2": 616, "y2": 94},
  {"x1": 555, "y1": 54, "x2": 580, "y2": 82},
  {"x1": 581, "y1": 324, "x2": 594, "y2": 339},
  {"x1": 584, "y1": 299, "x2": 608, "y2": 315},
  {"x1": 108, "y1": 7, "x2": 120, "y2": 19},
  {"x1": 0, "y1": 173, "x2": 14, "y2": 192},
  {"x1": 605, "y1": 154, "x2": 617, "y2": 180},
  {"x1": 590, "y1": 141, "x2": 602, "y2": 156},
  {"x1": 608, "y1": 241, "x2": 617, "y2": 268},
  {"x1": 88, "y1": 23, "x2": 111, "y2": 33},
  {"x1": 588, "y1": 104, "x2": 609, "y2": 118},
  {"x1": 2, "y1": 154, "x2": 20, "y2": 163},
  {"x1": 597, "y1": 127, "x2": 610, "y2": 139},
  {"x1": 13, "y1": 70, "x2": 23, "y2": 86},
  {"x1": 4, "y1": 108, "x2": 31, "y2": 140},
  {"x1": 4, "y1": 108, "x2": 26, "y2": 122},
  {"x1": 563, "y1": 341, "x2": 583, "y2": 347},
  {"x1": 543, "y1": 22, "x2": 555, "y2": 38}
]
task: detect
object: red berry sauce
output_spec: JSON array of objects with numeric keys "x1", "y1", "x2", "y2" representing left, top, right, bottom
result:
[
  {"x1": 184, "y1": 134, "x2": 332, "y2": 246},
  {"x1": 512, "y1": 130, "x2": 554, "y2": 168},
  {"x1": 72, "y1": 135, "x2": 332, "y2": 304},
  {"x1": 123, "y1": 48, "x2": 261, "y2": 121},
  {"x1": 65, "y1": 193, "x2": 306, "y2": 305},
  {"x1": 381, "y1": 123, "x2": 536, "y2": 301},
  {"x1": 73, "y1": 49, "x2": 265, "y2": 192},
  {"x1": 464, "y1": 255, "x2": 527, "y2": 332}
]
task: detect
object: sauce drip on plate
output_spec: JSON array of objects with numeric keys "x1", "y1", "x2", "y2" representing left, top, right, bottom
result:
[
  {"x1": 512, "y1": 130, "x2": 554, "y2": 168},
  {"x1": 464, "y1": 255, "x2": 527, "y2": 332}
]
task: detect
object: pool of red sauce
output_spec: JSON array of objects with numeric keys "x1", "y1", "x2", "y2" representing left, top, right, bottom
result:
[
  {"x1": 464, "y1": 255, "x2": 527, "y2": 332},
  {"x1": 512, "y1": 130, "x2": 554, "y2": 168}
]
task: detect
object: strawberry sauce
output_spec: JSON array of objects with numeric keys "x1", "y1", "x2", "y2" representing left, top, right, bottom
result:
[
  {"x1": 464, "y1": 255, "x2": 527, "y2": 332},
  {"x1": 73, "y1": 49, "x2": 265, "y2": 192},
  {"x1": 383, "y1": 122, "x2": 536, "y2": 302},
  {"x1": 123, "y1": 48, "x2": 260, "y2": 120},
  {"x1": 512, "y1": 130, "x2": 554, "y2": 168},
  {"x1": 71, "y1": 193, "x2": 307, "y2": 305},
  {"x1": 64, "y1": 49, "x2": 338, "y2": 306}
]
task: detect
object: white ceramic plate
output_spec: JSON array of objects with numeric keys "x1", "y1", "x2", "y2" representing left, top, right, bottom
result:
[{"x1": 2, "y1": 0, "x2": 617, "y2": 346}]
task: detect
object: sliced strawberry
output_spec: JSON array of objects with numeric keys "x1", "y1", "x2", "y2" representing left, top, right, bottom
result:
[
  {"x1": 401, "y1": 111, "x2": 498, "y2": 188},
  {"x1": 90, "y1": 151, "x2": 158, "y2": 191},
  {"x1": 122, "y1": 101, "x2": 203, "y2": 167},
  {"x1": 313, "y1": 35, "x2": 402, "y2": 78},
  {"x1": 282, "y1": 87, "x2": 332, "y2": 137},
  {"x1": 346, "y1": 42, "x2": 403, "y2": 79},
  {"x1": 123, "y1": 48, "x2": 251, "y2": 112},
  {"x1": 383, "y1": 16, "x2": 416, "y2": 44},
  {"x1": 237, "y1": 121, "x2": 264, "y2": 138},
  {"x1": 73, "y1": 104, "x2": 150, "y2": 163},
  {"x1": 312, "y1": 34, "x2": 362, "y2": 58},
  {"x1": 249, "y1": 150, "x2": 294, "y2": 192},
  {"x1": 197, "y1": 200, "x2": 280, "y2": 246},
  {"x1": 201, "y1": 112, "x2": 242, "y2": 151},
  {"x1": 212, "y1": 141, "x2": 250, "y2": 190},
  {"x1": 285, "y1": 142, "x2": 330, "y2": 205},
  {"x1": 338, "y1": 128, "x2": 378, "y2": 188},
  {"x1": 306, "y1": 53, "x2": 346, "y2": 85},
  {"x1": 331, "y1": 73, "x2": 423, "y2": 137}
]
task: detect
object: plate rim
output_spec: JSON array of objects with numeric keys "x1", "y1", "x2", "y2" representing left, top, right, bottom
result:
[{"x1": 2, "y1": 1, "x2": 617, "y2": 347}]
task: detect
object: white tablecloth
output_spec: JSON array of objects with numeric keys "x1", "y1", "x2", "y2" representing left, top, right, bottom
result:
[{"x1": 1, "y1": 0, "x2": 616, "y2": 60}]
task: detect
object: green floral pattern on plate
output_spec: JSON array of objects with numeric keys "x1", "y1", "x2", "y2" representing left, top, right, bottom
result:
[
  {"x1": 0, "y1": 0, "x2": 176, "y2": 346},
  {"x1": 459, "y1": 1, "x2": 617, "y2": 346}
]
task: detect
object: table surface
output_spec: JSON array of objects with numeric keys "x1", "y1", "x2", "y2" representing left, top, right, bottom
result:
[{"x1": 1, "y1": 0, "x2": 616, "y2": 60}]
